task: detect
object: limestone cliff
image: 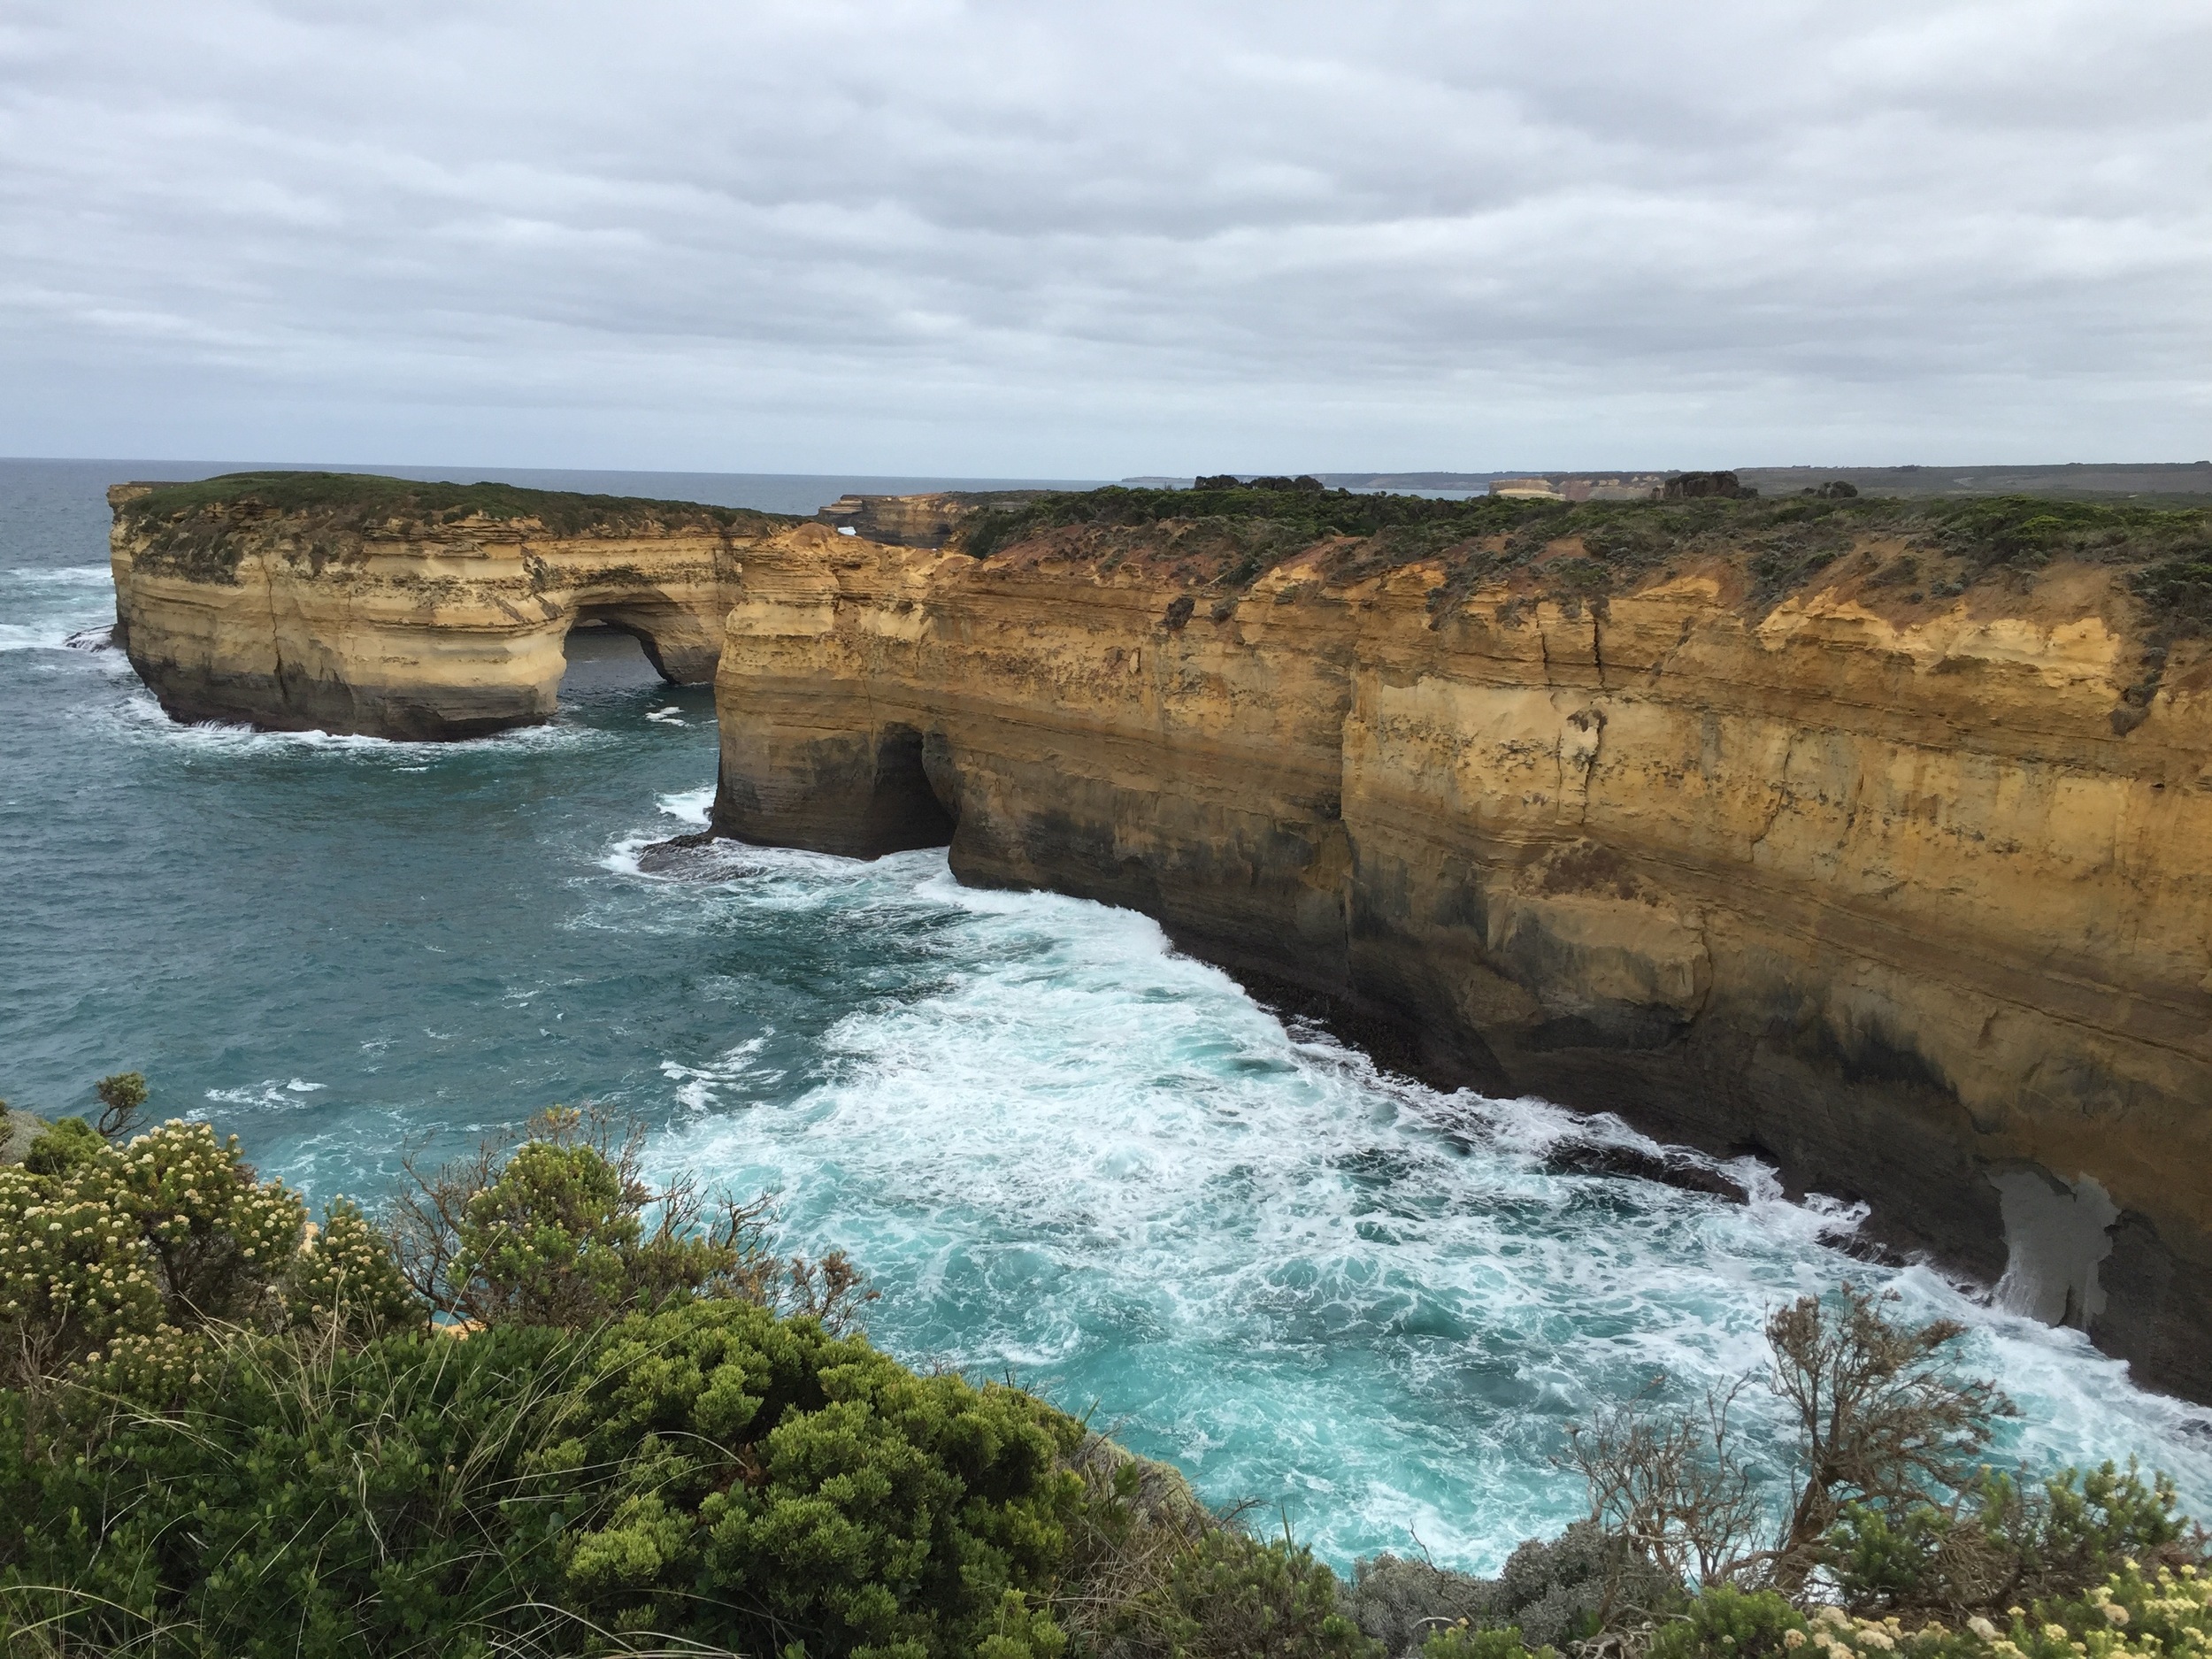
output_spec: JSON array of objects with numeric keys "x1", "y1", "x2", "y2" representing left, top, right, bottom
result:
[
  {"x1": 709, "y1": 491, "x2": 2212, "y2": 1397},
  {"x1": 108, "y1": 473, "x2": 798, "y2": 739}
]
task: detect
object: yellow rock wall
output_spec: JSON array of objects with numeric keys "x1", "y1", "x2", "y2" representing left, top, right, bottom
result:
[{"x1": 711, "y1": 526, "x2": 2212, "y2": 1395}]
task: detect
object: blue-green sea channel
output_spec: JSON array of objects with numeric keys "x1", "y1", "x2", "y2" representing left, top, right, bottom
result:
[{"x1": 4, "y1": 456, "x2": 2208, "y2": 1571}]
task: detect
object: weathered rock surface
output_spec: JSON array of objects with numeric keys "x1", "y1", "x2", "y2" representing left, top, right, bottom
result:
[
  {"x1": 710, "y1": 514, "x2": 2212, "y2": 1396},
  {"x1": 108, "y1": 474, "x2": 798, "y2": 739},
  {"x1": 813, "y1": 489, "x2": 1057, "y2": 548}
]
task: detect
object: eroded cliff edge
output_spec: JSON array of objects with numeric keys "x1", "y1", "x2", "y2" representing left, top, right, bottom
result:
[
  {"x1": 109, "y1": 473, "x2": 798, "y2": 738},
  {"x1": 710, "y1": 489, "x2": 2212, "y2": 1396}
]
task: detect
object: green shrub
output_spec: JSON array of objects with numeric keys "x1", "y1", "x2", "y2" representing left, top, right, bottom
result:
[
  {"x1": 1, "y1": 1095, "x2": 1443, "y2": 1658},
  {"x1": 1421, "y1": 1624, "x2": 1552, "y2": 1659},
  {"x1": 560, "y1": 1299, "x2": 1088, "y2": 1656},
  {"x1": 0, "y1": 1299, "x2": 1096, "y2": 1658},
  {"x1": 1824, "y1": 1462, "x2": 2200, "y2": 1616},
  {"x1": 288, "y1": 1195, "x2": 425, "y2": 1343},
  {"x1": 2130, "y1": 553, "x2": 2212, "y2": 637},
  {"x1": 1102, "y1": 1525, "x2": 1379, "y2": 1657},
  {"x1": 1499, "y1": 1521, "x2": 1686, "y2": 1643},
  {"x1": 0, "y1": 1320, "x2": 599, "y2": 1656},
  {"x1": 391, "y1": 1105, "x2": 870, "y2": 1333},
  {"x1": 1827, "y1": 1501, "x2": 1954, "y2": 1609},
  {"x1": 122, "y1": 472, "x2": 786, "y2": 542},
  {"x1": 1647, "y1": 1586, "x2": 1808, "y2": 1659},
  {"x1": 94, "y1": 1070, "x2": 150, "y2": 1139},
  {"x1": 1349, "y1": 1553, "x2": 1493, "y2": 1655},
  {"x1": 453, "y1": 1136, "x2": 647, "y2": 1324},
  {"x1": 19, "y1": 1116, "x2": 103, "y2": 1179}
]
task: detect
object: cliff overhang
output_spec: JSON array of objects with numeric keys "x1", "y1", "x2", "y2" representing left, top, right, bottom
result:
[{"x1": 705, "y1": 484, "x2": 2212, "y2": 1400}]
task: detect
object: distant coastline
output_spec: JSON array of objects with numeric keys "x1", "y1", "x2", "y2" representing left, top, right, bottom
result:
[{"x1": 1120, "y1": 461, "x2": 2212, "y2": 502}]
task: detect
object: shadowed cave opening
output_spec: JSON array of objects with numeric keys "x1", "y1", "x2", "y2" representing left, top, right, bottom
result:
[
  {"x1": 560, "y1": 614, "x2": 672, "y2": 695},
  {"x1": 863, "y1": 722, "x2": 956, "y2": 853}
]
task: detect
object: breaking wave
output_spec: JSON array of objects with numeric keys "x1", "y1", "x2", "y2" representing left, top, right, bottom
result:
[{"x1": 622, "y1": 842, "x2": 2212, "y2": 1570}]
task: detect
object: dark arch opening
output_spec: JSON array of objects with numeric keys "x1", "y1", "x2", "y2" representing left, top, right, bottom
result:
[
  {"x1": 861, "y1": 722, "x2": 956, "y2": 853},
  {"x1": 560, "y1": 613, "x2": 667, "y2": 694}
]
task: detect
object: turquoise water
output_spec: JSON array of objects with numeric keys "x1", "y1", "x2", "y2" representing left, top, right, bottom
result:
[{"x1": 4, "y1": 457, "x2": 2209, "y2": 1571}]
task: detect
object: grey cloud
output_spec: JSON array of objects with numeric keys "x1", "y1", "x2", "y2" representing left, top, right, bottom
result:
[{"x1": 1, "y1": 0, "x2": 2206, "y2": 472}]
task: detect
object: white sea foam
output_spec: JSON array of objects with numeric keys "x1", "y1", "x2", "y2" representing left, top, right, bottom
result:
[
  {"x1": 641, "y1": 844, "x2": 2212, "y2": 1570},
  {"x1": 602, "y1": 836, "x2": 651, "y2": 877},
  {"x1": 97, "y1": 690, "x2": 615, "y2": 760},
  {"x1": 0, "y1": 565, "x2": 116, "y2": 651},
  {"x1": 7, "y1": 565, "x2": 112, "y2": 586},
  {"x1": 205, "y1": 1078, "x2": 329, "y2": 1110},
  {"x1": 658, "y1": 784, "x2": 715, "y2": 824},
  {"x1": 661, "y1": 1035, "x2": 785, "y2": 1111},
  {"x1": 598, "y1": 816, "x2": 859, "y2": 888}
]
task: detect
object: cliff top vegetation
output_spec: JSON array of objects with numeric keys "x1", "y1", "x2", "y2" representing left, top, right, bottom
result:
[
  {"x1": 955, "y1": 485, "x2": 2212, "y2": 638},
  {"x1": 119, "y1": 472, "x2": 798, "y2": 536},
  {"x1": 116, "y1": 472, "x2": 796, "y2": 584}
]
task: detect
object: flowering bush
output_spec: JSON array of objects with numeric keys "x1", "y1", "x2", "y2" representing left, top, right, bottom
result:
[
  {"x1": 0, "y1": 1115, "x2": 413, "y2": 1393},
  {"x1": 1407, "y1": 1565, "x2": 2212, "y2": 1659},
  {"x1": 104, "y1": 1119, "x2": 306, "y2": 1326},
  {"x1": 1731, "y1": 1565, "x2": 2209, "y2": 1659},
  {"x1": 286, "y1": 1195, "x2": 423, "y2": 1343},
  {"x1": 0, "y1": 1161, "x2": 163, "y2": 1384}
]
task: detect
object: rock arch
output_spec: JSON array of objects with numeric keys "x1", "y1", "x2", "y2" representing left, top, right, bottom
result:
[
  {"x1": 108, "y1": 477, "x2": 775, "y2": 739},
  {"x1": 565, "y1": 595, "x2": 721, "y2": 685}
]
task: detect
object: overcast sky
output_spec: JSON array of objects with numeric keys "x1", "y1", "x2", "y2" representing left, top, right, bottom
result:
[{"x1": 2, "y1": 1, "x2": 2207, "y2": 475}]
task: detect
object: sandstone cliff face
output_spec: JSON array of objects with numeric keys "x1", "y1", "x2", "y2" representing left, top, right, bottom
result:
[
  {"x1": 711, "y1": 520, "x2": 2212, "y2": 1396},
  {"x1": 108, "y1": 476, "x2": 795, "y2": 739}
]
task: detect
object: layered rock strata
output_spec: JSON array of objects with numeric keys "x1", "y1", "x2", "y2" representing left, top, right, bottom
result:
[
  {"x1": 710, "y1": 520, "x2": 2212, "y2": 1397},
  {"x1": 108, "y1": 476, "x2": 795, "y2": 739},
  {"x1": 814, "y1": 489, "x2": 1054, "y2": 548}
]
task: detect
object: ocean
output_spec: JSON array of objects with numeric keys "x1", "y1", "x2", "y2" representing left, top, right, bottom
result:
[{"x1": 3, "y1": 455, "x2": 2207, "y2": 1571}]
